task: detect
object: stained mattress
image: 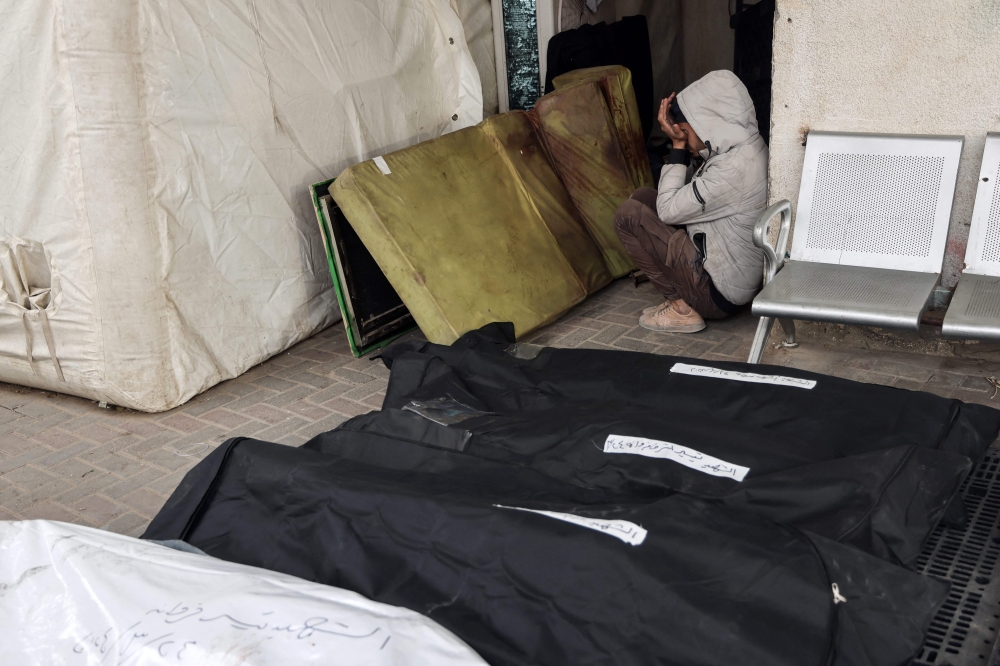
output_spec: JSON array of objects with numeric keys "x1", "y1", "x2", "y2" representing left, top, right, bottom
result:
[
  {"x1": 330, "y1": 113, "x2": 610, "y2": 344},
  {"x1": 330, "y1": 66, "x2": 652, "y2": 343}
]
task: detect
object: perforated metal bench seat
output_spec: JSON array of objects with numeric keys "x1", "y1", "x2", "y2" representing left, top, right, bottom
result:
[
  {"x1": 942, "y1": 274, "x2": 1000, "y2": 339},
  {"x1": 752, "y1": 260, "x2": 939, "y2": 329},
  {"x1": 942, "y1": 133, "x2": 1000, "y2": 341},
  {"x1": 746, "y1": 131, "x2": 964, "y2": 363}
]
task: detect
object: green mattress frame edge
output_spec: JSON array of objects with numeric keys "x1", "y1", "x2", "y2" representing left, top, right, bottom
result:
[{"x1": 310, "y1": 178, "x2": 417, "y2": 358}]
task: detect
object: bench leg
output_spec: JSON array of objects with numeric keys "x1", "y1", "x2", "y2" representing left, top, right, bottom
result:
[
  {"x1": 778, "y1": 318, "x2": 797, "y2": 346},
  {"x1": 747, "y1": 317, "x2": 775, "y2": 364}
]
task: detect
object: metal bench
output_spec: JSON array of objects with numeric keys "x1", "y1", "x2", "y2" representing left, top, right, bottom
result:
[
  {"x1": 943, "y1": 133, "x2": 1000, "y2": 340},
  {"x1": 747, "y1": 131, "x2": 964, "y2": 364}
]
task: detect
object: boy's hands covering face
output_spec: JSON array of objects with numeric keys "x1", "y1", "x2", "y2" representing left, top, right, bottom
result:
[{"x1": 658, "y1": 94, "x2": 687, "y2": 149}]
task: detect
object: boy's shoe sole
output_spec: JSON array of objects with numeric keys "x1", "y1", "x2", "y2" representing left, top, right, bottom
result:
[{"x1": 639, "y1": 320, "x2": 706, "y2": 333}]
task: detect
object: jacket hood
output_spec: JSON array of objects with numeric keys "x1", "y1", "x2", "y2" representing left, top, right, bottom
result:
[{"x1": 676, "y1": 70, "x2": 759, "y2": 160}]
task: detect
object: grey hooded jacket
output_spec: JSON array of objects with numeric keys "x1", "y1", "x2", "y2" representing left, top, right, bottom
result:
[{"x1": 656, "y1": 70, "x2": 767, "y2": 306}]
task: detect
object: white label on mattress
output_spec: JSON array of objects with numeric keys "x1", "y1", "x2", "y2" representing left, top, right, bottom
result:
[
  {"x1": 373, "y1": 155, "x2": 391, "y2": 175},
  {"x1": 670, "y1": 362, "x2": 817, "y2": 389},
  {"x1": 495, "y1": 505, "x2": 647, "y2": 546},
  {"x1": 604, "y1": 434, "x2": 750, "y2": 482}
]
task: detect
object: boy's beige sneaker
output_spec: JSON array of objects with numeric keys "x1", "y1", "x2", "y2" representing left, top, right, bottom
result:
[{"x1": 639, "y1": 302, "x2": 706, "y2": 333}]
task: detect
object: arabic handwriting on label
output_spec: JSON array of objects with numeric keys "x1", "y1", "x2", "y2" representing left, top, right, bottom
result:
[
  {"x1": 603, "y1": 435, "x2": 750, "y2": 482},
  {"x1": 494, "y1": 505, "x2": 648, "y2": 546},
  {"x1": 70, "y1": 602, "x2": 391, "y2": 662},
  {"x1": 669, "y1": 362, "x2": 817, "y2": 389}
]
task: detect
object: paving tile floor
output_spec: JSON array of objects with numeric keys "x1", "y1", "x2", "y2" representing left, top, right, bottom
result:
[{"x1": 1, "y1": 277, "x2": 998, "y2": 536}]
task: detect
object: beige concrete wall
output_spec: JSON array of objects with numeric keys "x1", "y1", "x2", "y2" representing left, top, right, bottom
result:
[{"x1": 770, "y1": 0, "x2": 1000, "y2": 287}]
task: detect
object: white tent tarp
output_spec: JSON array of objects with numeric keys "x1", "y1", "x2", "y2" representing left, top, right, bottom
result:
[
  {"x1": 454, "y1": 0, "x2": 499, "y2": 115},
  {"x1": 0, "y1": 0, "x2": 482, "y2": 411},
  {"x1": 0, "y1": 520, "x2": 489, "y2": 665}
]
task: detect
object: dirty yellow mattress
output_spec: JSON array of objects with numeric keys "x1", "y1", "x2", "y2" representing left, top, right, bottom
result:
[
  {"x1": 330, "y1": 112, "x2": 609, "y2": 344},
  {"x1": 552, "y1": 65, "x2": 653, "y2": 193},
  {"x1": 532, "y1": 79, "x2": 636, "y2": 277}
]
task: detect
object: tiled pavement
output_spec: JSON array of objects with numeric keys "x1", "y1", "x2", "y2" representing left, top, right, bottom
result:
[{"x1": 1, "y1": 278, "x2": 998, "y2": 536}]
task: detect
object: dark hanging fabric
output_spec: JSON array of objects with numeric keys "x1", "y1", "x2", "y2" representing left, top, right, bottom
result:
[
  {"x1": 144, "y1": 437, "x2": 948, "y2": 666},
  {"x1": 732, "y1": 0, "x2": 775, "y2": 143},
  {"x1": 544, "y1": 16, "x2": 655, "y2": 139}
]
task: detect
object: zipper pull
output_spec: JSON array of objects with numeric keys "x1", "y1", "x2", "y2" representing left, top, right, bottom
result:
[
  {"x1": 692, "y1": 181, "x2": 706, "y2": 212},
  {"x1": 832, "y1": 583, "x2": 847, "y2": 604}
]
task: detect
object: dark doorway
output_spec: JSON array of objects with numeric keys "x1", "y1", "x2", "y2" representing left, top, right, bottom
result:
[{"x1": 731, "y1": 0, "x2": 774, "y2": 143}]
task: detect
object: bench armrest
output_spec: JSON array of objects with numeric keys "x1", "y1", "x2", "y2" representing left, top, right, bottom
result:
[{"x1": 753, "y1": 200, "x2": 792, "y2": 285}]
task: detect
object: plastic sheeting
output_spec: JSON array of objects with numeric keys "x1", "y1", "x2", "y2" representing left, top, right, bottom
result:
[
  {"x1": 0, "y1": 520, "x2": 488, "y2": 665},
  {"x1": 454, "y1": 0, "x2": 499, "y2": 116},
  {"x1": 0, "y1": 0, "x2": 482, "y2": 411}
]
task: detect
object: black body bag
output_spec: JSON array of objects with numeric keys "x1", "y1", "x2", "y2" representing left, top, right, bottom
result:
[
  {"x1": 311, "y1": 323, "x2": 1000, "y2": 565},
  {"x1": 378, "y1": 323, "x2": 1000, "y2": 462},
  {"x1": 144, "y1": 437, "x2": 947, "y2": 666},
  {"x1": 310, "y1": 405, "x2": 970, "y2": 567}
]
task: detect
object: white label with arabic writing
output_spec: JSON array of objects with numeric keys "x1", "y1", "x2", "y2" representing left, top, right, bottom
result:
[
  {"x1": 604, "y1": 434, "x2": 750, "y2": 482},
  {"x1": 495, "y1": 505, "x2": 647, "y2": 546},
  {"x1": 372, "y1": 155, "x2": 392, "y2": 175},
  {"x1": 670, "y1": 362, "x2": 817, "y2": 389}
]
